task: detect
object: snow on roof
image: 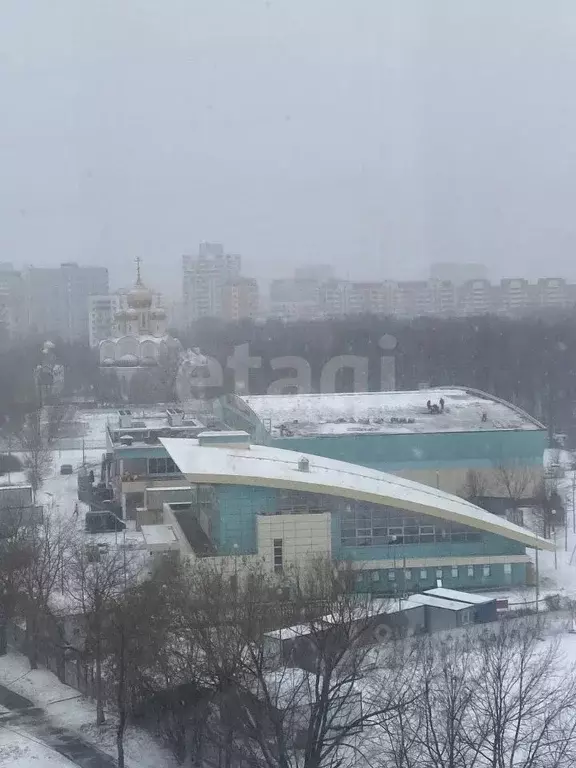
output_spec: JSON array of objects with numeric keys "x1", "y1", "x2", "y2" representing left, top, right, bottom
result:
[
  {"x1": 241, "y1": 387, "x2": 544, "y2": 437},
  {"x1": 141, "y1": 524, "x2": 180, "y2": 547},
  {"x1": 265, "y1": 623, "x2": 317, "y2": 640},
  {"x1": 160, "y1": 438, "x2": 553, "y2": 551},
  {"x1": 408, "y1": 594, "x2": 474, "y2": 612},
  {"x1": 424, "y1": 587, "x2": 496, "y2": 605}
]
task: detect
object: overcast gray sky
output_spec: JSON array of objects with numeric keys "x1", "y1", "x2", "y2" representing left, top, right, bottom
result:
[{"x1": 2, "y1": 1, "x2": 576, "y2": 294}]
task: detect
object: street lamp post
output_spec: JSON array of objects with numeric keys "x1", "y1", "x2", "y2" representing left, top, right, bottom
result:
[
  {"x1": 552, "y1": 509, "x2": 558, "y2": 570},
  {"x1": 572, "y1": 469, "x2": 576, "y2": 534}
]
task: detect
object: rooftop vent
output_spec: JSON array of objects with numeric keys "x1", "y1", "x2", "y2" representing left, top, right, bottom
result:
[
  {"x1": 198, "y1": 430, "x2": 251, "y2": 448},
  {"x1": 166, "y1": 408, "x2": 184, "y2": 427},
  {"x1": 118, "y1": 409, "x2": 132, "y2": 429},
  {"x1": 119, "y1": 435, "x2": 134, "y2": 446},
  {"x1": 298, "y1": 457, "x2": 310, "y2": 472}
]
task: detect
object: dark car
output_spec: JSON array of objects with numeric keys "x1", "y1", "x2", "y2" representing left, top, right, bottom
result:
[{"x1": 60, "y1": 464, "x2": 73, "y2": 475}]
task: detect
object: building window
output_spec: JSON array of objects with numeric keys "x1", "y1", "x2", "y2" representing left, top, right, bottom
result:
[
  {"x1": 388, "y1": 570, "x2": 396, "y2": 581},
  {"x1": 420, "y1": 569, "x2": 427, "y2": 580},
  {"x1": 355, "y1": 573, "x2": 364, "y2": 583},
  {"x1": 273, "y1": 538, "x2": 283, "y2": 573},
  {"x1": 148, "y1": 456, "x2": 178, "y2": 475},
  {"x1": 504, "y1": 563, "x2": 512, "y2": 576},
  {"x1": 483, "y1": 565, "x2": 491, "y2": 577},
  {"x1": 404, "y1": 569, "x2": 412, "y2": 580},
  {"x1": 451, "y1": 566, "x2": 458, "y2": 578},
  {"x1": 371, "y1": 571, "x2": 380, "y2": 582},
  {"x1": 436, "y1": 569, "x2": 443, "y2": 580},
  {"x1": 467, "y1": 565, "x2": 474, "y2": 577}
]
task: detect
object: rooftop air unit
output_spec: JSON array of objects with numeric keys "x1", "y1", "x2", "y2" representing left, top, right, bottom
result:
[
  {"x1": 166, "y1": 408, "x2": 184, "y2": 427},
  {"x1": 298, "y1": 457, "x2": 310, "y2": 472},
  {"x1": 118, "y1": 409, "x2": 132, "y2": 428}
]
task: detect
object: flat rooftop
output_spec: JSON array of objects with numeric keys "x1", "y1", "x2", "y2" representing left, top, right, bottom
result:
[
  {"x1": 106, "y1": 409, "x2": 224, "y2": 447},
  {"x1": 241, "y1": 387, "x2": 543, "y2": 437},
  {"x1": 424, "y1": 587, "x2": 495, "y2": 605}
]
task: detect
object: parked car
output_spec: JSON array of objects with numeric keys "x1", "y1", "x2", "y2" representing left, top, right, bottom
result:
[{"x1": 60, "y1": 464, "x2": 73, "y2": 475}]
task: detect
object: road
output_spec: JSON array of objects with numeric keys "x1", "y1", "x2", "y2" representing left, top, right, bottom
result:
[{"x1": 0, "y1": 682, "x2": 117, "y2": 768}]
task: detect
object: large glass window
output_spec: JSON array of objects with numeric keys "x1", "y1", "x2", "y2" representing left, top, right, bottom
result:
[
  {"x1": 148, "y1": 456, "x2": 178, "y2": 475},
  {"x1": 340, "y1": 499, "x2": 482, "y2": 548}
]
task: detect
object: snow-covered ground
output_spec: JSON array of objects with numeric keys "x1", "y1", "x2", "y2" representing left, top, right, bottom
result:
[
  {"x1": 0, "y1": 730, "x2": 76, "y2": 767},
  {"x1": 0, "y1": 651, "x2": 176, "y2": 768}
]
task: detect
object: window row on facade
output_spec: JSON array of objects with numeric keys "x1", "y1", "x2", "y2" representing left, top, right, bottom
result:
[{"x1": 357, "y1": 562, "x2": 513, "y2": 584}]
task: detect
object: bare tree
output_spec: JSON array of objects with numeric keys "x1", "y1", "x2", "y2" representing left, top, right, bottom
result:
[
  {"x1": 461, "y1": 469, "x2": 489, "y2": 501},
  {"x1": 67, "y1": 543, "x2": 135, "y2": 725},
  {"x1": 0, "y1": 509, "x2": 35, "y2": 655},
  {"x1": 377, "y1": 616, "x2": 576, "y2": 768},
  {"x1": 470, "y1": 618, "x2": 576, "y2": 768},
  {"x1": 46, "y1": 404, "x2": 73, "y2": 444},
  {"x1": 16, "y1": 512, "x2": 72, "y2": 669},
  {"x1": 21, "y1": 411, "x2": 52, "y2": 501}
]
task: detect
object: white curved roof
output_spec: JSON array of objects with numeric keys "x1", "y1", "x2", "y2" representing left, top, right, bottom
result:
[
  {"x1": 240, "y1": 387, "x2": 544, "y2": 437},
  {"x1": 160, "y1": 437, "x2": 552, "y2": 551}
]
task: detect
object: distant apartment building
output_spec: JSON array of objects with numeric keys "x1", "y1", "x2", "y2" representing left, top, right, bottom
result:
[
  {"x1": 24, "y1": 262, "x2": 109, "y2": 341},
  {"x1": 88, "y1": 294, "x2": 125, "y2": 347},
  {"x1": 269, "y1": 277, "x2": 322, "y2": 321},
  {"x1": 0, "y1": 263, "x2": 25, "y2": 340},
  {"x1": 457, "y1": 279, "x2": 495, "y2": 315},
  {"x1": 499, "y1": 278, "x2": 531, "y2": 315},
  {"x1": 534, "y1": 278, "x2": 568, "y2": 308},
  {"x1": 346, "y1": 282, "x2": 392, "y2": 315},
  {"x1": 222, "y1": 277, "x2": 259, "y2": 322},
  {"x1": 89, "y1": 291, "x2": 165, "y2": 347},
  {"x1": 267, "y1": 271, "x2": 576, "y2": 322},
  {"x1": 182, "y1": 242, "x2": 242, "y2": 322}
]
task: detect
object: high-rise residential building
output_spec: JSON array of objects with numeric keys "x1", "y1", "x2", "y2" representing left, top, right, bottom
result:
[
  {"x1": 346, "y1": 282, "x2": 392, "y2": 316},
  {"x1": 88, "y1": 294, "x2": 126, "y2": 347},
  {"x1": 534, "y1": 278, "x2": 568, "y2": 309},
  {"x1": 318, "y1": 280, "x2": 350, "y2": 317},
  {"x1": 430, "y1": 262, "x2": 488, "y2": 285},
  {"x1": 269, "y1": 277, "x2": 322, "y2": 321},
  {"x1": 23, "y1": 262, "x2": 109, "y2": 340},
  {"x1": 182, "y1": 242, "x2": 242, "y2": 322},
  {"x1": 89, "y1": 290, "x2": 165, "y2": 347},
  {"x1": 457, "y1": 279, "x2": 495, "y2": 316},
  {"x1": 222, "y1": 277, "x2": 259, "y2": 322},
  {"x1": 0, "y1": 263, "x2": 25, "y2": 340},
  {"x1": 499, "y1": 278, "x2": 531, "y2": 315}
]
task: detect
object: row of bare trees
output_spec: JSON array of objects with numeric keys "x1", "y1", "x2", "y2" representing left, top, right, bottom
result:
[
  {"x1": 70, "y1": 554, "x2": 576, "y2": 768},
  {"x1": 3, "y1": 504, "x2": 576, "y2": 768}
]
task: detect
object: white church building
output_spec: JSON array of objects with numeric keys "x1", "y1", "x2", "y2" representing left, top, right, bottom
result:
[{"x1": 99, "y1": 261, "x2": 180, "y2": 384}]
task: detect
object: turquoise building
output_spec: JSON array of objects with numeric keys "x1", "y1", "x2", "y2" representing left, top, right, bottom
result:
[
  {"x1": 160, "y1": 432, "x2": 552, "y2": 593},
  {"x1": 215, "y1": 388, "x2": 546, "y2": 499}
]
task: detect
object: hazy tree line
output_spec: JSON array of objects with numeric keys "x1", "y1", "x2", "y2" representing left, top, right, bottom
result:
[
  {"x1": 2, "y1": 311, "x2": 576, "y2": 435},
  {"x1": 2, "y1": 502, "x2": 576, "y2": 768},
  {"x1": 182, "y1": 312, "x2": 576, "y2": 437}
]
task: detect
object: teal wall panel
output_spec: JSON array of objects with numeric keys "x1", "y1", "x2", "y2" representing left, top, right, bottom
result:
[
  {"x1": 268, "y1": 430, "x2": 546, "y2": 471},
  {"x1": 360, "y1": 562, "x2": 526, "y2": 594}
]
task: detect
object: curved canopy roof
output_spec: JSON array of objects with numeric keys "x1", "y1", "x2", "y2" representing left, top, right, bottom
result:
[{"x1": 161, "y1": 435, "x2": 553, "y2": 551}]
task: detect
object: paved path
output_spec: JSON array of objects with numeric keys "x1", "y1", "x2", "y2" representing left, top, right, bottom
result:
[{"x1": 0, "y1": 682, "x2": 117, "y2": 767}]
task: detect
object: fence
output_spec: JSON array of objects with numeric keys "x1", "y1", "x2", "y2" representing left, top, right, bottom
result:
[{"x1": 8, "y1": 621, "x2": 97, "y2": 699}]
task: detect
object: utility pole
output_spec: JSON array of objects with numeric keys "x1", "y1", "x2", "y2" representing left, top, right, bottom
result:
[
  {"x1": 535, "y1": 546, "x2": 540, "y2": 608},
  {"x1": 572, "y1": 469, "x2": 576, "y2": 533}
]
